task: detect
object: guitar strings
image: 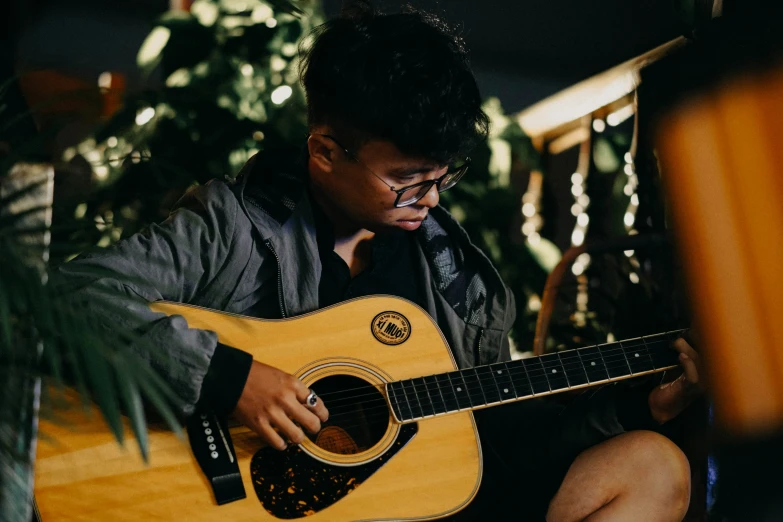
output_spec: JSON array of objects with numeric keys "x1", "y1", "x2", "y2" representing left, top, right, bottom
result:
[
  {"x1": 313, "y1": 341, "x2": 677, "y2": 425},
  {"x1": 312, "y1": 336, "x2": 679, "y2": 411},
  {"x1": 314, "y1": 341, "x2": 673, "y2": 417},
  {"x1": 309, "y1": 331, "x2": 682, "y2": 406},
  {"x1": 292, "y1": 347, "x2": 673, "y2": 446},
  {"x1": 284, "y1": 334, "x2": 684, "y2": 442},
  {"x1": 289, "y1": 352, "x2": 675, "y2": 444}
]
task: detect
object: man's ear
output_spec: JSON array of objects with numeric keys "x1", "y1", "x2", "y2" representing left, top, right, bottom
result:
[{"x1": 307, "y1": 134, "x2": 338, "y2": 174}]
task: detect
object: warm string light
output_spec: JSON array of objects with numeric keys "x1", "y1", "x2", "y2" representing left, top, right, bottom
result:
[
  {"x1": 569, "y1": 170, "x2": 590, "y2": 252},
  {"x1": 570, "y1": 157, "x2": 591, "y2": 325},
  {"x1": 520, "y1": 170, "x2": 545, "y2": 317},
  {"x1": 521, "y1": 170, "x2": 544, "y2": 246},
  {"x1": 622, "y1": 151, "x2": 641, "y2": 284}
]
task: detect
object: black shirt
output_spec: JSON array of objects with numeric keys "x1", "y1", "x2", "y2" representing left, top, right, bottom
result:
[{"x1": 312, "y1": 194, "x2": 423, "y2": 309}]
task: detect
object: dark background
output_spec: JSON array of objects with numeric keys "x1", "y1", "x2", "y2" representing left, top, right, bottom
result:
[{"x1": 3, "y1": 0, "x2": 685, "y2": 112}]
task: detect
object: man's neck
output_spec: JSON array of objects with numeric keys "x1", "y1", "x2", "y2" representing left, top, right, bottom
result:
[{"x1": 310, "y1": 185, "x2": 375, "y2": 277}]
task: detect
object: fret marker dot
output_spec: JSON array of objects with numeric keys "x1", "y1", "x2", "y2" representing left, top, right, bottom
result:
[
  {"x1": 552, "y1": 369, "x2": 557, "y2": 374},
  {"x1": 503, "y1": 388, "x2": 509, "y2": 393},
  {"x1": 635, "y1": 353, "x2": 640, "y2": 358},
  {"x1": 497, "y1": 370, "x2": 503, "y2": 374},
  {"x1": 591, "y1": 362, "x2": 596, "y2": 366},
  {"x1": 456, "y1": 387, "x2": 462, "y2": 392}
]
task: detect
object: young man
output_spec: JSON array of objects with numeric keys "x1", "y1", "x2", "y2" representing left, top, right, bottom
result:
[{"x1": 57, "y1": 4, "x2": 703, "y2": 521}]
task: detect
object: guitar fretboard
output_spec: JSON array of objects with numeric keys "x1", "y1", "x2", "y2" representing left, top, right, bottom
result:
[{"x1": 386, "y1": 330, "x2": 684, "y2": 422}]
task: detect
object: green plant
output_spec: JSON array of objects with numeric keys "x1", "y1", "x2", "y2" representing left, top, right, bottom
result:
[
  {"x1": 60, "y1": 0, "x2": 323, "y2": 245},
  {"x1": 0, "y1": 164, "x2": 182, "y2": 522}
]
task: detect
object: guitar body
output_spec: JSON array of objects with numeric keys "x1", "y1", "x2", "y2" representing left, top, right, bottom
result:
[{"x1": 34, "y1": 296, "x2": 482, "y2": 521}]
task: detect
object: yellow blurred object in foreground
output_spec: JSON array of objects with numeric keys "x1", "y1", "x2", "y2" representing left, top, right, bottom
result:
[{"x1": 658, "y1": 66, "x2": 783, "y2": 437}]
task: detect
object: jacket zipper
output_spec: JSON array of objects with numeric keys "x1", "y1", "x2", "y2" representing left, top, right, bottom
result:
[
  {"x1": 264, "y1": 240, "x2": 286, "y2": 319},
  {"x1": 475, "y1": 327, "x2": 484, "y2": 365}
]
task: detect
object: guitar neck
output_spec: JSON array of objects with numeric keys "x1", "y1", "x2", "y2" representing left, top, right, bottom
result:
[{"x1": 387, "y1": 329, "x2": 685, "y2": 422}]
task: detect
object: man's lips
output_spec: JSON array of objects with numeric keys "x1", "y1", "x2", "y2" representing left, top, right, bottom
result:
[
  {"x1": 396, "y1": 215, "x2": 427, "y2": 230},
  {"x1": 398, "y1": 214, "x2": 427, "y2": 222}
]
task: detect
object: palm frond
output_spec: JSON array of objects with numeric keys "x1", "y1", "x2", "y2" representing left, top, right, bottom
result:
[{"x1": 1, "y1": 186, "x2": 183, "y2": 461}]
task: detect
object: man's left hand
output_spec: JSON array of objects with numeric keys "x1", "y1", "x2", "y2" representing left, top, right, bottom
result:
[{"x1": 648, "y1": 334, "x2": 707, "y2": 424}]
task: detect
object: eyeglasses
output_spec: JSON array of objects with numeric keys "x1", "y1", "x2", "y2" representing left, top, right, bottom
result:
[{"x1": 311, "y1": 133, "x2": 470, "y2": 208}]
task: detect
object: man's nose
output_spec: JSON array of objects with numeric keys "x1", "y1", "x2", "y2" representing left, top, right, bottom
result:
[{"x1": 419, "y1": 184, "x2": 440, "y2": 208}]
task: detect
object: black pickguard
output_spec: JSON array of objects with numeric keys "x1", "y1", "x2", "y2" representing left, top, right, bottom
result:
[{"x1": 250, "y1": 423, "x2": 418, "y2": 519}]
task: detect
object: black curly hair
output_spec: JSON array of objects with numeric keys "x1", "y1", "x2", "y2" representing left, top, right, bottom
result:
[{"x1": 299, "y1": 1, "x2": 489, "y2": 164}]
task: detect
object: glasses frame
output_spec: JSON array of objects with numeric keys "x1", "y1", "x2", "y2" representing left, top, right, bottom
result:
[{"x1": 311, "y1": 133, "x2": 470, "y2": 208}]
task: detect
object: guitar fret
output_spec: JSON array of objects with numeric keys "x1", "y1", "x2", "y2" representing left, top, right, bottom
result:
[
  {"x1": 597, "y1": 344, "x2": 620, "y2": 379},
  {"x1": 487, "y1": 364, "x2": 506, "y2": 401},
  {"x1": 507, "y1": 360, "x2": 533, "y2": 397},
  {"x1": 523, "y1": 358, "x2": 551, "y2": 394},
  {"x1": 416, "y1": 377, "x2": 436, "y2": 417},
  {"x1": 397, "y1": 381, "x2": 414, "y2": 420},
  {"x1": 519, "y1": 359, "x2": 537, "y2": 395},
  {"x1": 476, "y1": 367, "x2": 489, "y2": 404},
  {"x1": 387, "y1": 383, "x2": 402, "y2": 420},
  {"x1": 560, "y1": 349, "x2": 588, "y2": 386},
  {"x1": 475, "y1": 366, "x2": 501, "y2": 404},
  {"x1": 403, "y1": 379, "x2": 423, "y2": 419},
  {"x1": 625, "y1": 337, "x2": 655, "y2": 374},
  {"x1": 641, "y1": 336, "x2": 657, "y2": 370},
  {"x1": 575, "y1": 348, "x2": 587, "y2": 382},
  {"x1": 596, "y1": 342, "x2": 629, "y2": 378},
  {"x1": 578, "y1": 346, "x2": 610, "y2": 383},
  {"x1": 426, "y1": 375, "x2": 447, "y2": 414},
  {"x1": 450, "y1": 370, "x2": 473, "y2": 410},
  {"x1": 620, "y1": 341, "x2": 635, "y2": 376},
  {"x1": 412, "y1": 378, "x2": 430, "y2": 417},
  {"x1": 539, "y1": 353, "x2": 569, "y2": 391},
  {"x1": 437, "y1": 373, "x2": 460, "y2": 412},
  {"x1": 541, "y1": 358, "x2": 553, "y2": 391},
  {"x1": 500, "y1": 362, "x2": 519, "y2": 399},
  {"x1": 461, "y1": 368, "x2": 486, "y2": 407},
  {"x1": 556, "y1": 352, "x2": 570, "y2": 388}
]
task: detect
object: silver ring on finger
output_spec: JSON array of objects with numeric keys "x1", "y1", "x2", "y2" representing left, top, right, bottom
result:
[{"x1": 306, "y1": 389, "x2": 318, "y2": 408}]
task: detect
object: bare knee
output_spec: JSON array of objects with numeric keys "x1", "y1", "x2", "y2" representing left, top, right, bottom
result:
[
  {"x1": 546, "y1": 431, "x2": 691, "y2": 522},
  {"x1": 623, "y1": 430, "x2": 691, "y2": 509}
]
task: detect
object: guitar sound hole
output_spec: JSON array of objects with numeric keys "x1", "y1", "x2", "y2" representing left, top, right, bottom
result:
[{"x1": 308, "y1": 375, "x2": 390, "y2": 455}]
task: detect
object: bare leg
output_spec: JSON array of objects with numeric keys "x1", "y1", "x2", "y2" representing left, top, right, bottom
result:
[{"x1": 546, "y1": 430, "x2": 691, "y2": 522}]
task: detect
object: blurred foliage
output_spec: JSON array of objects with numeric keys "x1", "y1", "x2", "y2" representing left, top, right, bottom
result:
[
  {"x1": 1, "y1": 1, "x2": 322, "y2": 519},
  {"x1": 59, "y1": 0, "x2": 323, "y2": 247},
  {"x1": 0, "y1": 99, "x2": 180, "y2": 522}
]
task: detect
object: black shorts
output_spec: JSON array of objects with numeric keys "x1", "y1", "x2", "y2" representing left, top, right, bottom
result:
[{"x1": 442, "y1": 399, "x2": 602, "y2": 522}]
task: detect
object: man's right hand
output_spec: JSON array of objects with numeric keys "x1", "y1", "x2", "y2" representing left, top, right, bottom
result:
[{"x1": 233, "y1": 360, "x2": 329, "y2": 450}]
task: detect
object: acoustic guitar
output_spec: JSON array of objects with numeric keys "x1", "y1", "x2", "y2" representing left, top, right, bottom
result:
[{"x1": 34, "y1": 296, "x2": 681, "y2": 521}]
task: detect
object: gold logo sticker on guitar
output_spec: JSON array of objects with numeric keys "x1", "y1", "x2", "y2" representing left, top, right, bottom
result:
[{"x1": 371, "y1": 311, "x2": 411, "y2": 345}]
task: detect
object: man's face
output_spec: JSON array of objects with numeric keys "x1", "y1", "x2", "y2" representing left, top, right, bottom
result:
[{"x1": 308, "y1": 136, "x2": 447, "y2": 233}]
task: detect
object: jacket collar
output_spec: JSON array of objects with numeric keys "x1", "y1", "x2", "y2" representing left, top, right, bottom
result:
[{"x1": 233, "y1": 148, "x2": 319, "y2": 317}]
